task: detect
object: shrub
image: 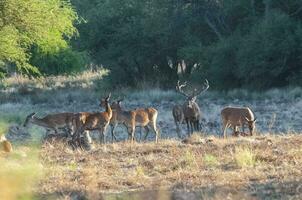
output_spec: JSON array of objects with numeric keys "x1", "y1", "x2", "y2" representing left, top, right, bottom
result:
[
  {"x1": 203, "y1": 154, "x2": 219, "y2": 168},
  {"x1": 234, "y1": 147, "x2": 256, "y2": 168}
]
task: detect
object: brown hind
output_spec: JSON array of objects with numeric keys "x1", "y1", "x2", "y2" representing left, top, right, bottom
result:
[
  {"x1": 109, "y1": 100, "x2": 159, "y2": 143},
  {"x1": 73, "y1": 93, "x2": 112, "y2": 145}
]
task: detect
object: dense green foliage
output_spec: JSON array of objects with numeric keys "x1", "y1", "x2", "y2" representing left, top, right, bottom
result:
[
  {"x1": 0, "y1": 0, "x2": 85, "y2": 76},
  {"x1": 72, "y1": 0, "x2": 302, "y2": 89},
  {"x1": 1, "y1": 0, "x2": 302, "y2": 89}
]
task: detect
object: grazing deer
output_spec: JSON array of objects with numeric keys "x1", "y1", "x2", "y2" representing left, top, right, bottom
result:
[
  {"x1": 174, "y1": 79, "x2": 209, "y2": 136},
  {"x1": 73, "y1": 93, "x2": 112, "y2": 144},
  {"x1": 221, "y1": 106, "x2": 257, "y2": 138},
  {"x1": 109, "y1": 100, "x2": 160, "y2": 143},
  {"x1": 23, "y1": 112, "x2": 75, "y2": 137},
  {"x1": 0, "y1": 135, "x2": 13, "y2": 153}
]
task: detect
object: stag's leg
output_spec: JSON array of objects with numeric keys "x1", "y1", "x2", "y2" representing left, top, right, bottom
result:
[
  {"x1": 174, "y1": 119, "x2": 181, "y2": 139},
  {"x1": 190, "y1": 120, "x2": 195, "y2": 135},
  {"x1": 185, "y1": 119, "x2": 190, "y2": 137},
  {"x1": 195, "y1": 120, "x2": 200, "y2": 132}
]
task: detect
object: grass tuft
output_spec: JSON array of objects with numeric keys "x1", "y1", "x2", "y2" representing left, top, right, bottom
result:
[
  {"x1": 234, "y1": 147, "x2": 257, "y2": 168},
  {"x1": 0, "y1": 146, "x2": 43, "y2": 200},
  {"x1": 203, "y1": 154, "x2": 219, "y2": 168}
]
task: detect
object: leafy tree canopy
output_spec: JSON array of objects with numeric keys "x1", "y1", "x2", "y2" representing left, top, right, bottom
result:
[{"x1": 0, "y1": 0, "x2": 78, "y2": 76}]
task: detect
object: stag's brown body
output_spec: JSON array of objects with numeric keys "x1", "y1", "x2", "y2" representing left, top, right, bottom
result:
[{"x1": 221, "y1": 106, "x2": 256, "y2": 138}]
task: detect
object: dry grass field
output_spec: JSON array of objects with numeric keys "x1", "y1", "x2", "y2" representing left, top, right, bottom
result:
[
  {"x1": 0, "y1": 71, "x2": 302, "y2": 199},
  {"x1": 36, "y1": 134, "x2": 302, "y2": 199}
]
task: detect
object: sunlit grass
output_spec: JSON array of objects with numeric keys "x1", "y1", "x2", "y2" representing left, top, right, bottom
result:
[
  {"x1": 203, "y1": 154, "x2": 219, "y2": 168},
  {"x1": 0, "y1": 146, "x2": 43, "y2": 200},
  {"x1": 234, "y1": 147, "x2": 257, "y2": 168}
]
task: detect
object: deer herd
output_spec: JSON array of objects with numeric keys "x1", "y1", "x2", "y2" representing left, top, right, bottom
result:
[{"x1": 19, "y1": 79, "x2": 258, "y2": 150}]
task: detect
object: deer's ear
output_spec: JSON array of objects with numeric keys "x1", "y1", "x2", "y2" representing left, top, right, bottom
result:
[{"x1": 253, "y1": 118, "x2": 257, "y2": 122}]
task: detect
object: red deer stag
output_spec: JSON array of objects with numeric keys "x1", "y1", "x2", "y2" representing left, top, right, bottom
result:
[{"x1": 174, "y1": 79, "x2": 209, "y2": 136}]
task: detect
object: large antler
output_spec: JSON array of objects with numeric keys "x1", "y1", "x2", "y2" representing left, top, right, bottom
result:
[
  {"x1": 176, "y1": 80, "x2": 190, "y2": 98},
  {"x1": 193, "y1": 79, "x2": 209, "y2": 97}
]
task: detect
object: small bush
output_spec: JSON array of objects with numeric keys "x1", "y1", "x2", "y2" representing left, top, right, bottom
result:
[
  {"x1": 234, "y1": 147, "x2": 256, "y2": 168},
  {"x1": 180, "y1": 150, "x2": 197, "y2": 169},
  {"x1": 203, "y1": 154, "x2": 219, "y2": 168}
]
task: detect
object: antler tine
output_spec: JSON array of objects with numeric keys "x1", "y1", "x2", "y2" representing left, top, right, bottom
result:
[
  {"x1": 176, "y1": 80, "x2": 189, "y2": 98},
  {"x1": 193, "y1": 79, "x2": 209, "y2": 97}
]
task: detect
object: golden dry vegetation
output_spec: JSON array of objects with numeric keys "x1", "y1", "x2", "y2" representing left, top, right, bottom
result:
[{"x1": 36, "y1": 134, "x2": 302, "y2": 199}]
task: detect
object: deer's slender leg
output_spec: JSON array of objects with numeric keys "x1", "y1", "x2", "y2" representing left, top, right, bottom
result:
[
  {"x1": 99, "y1": 125, "x2": 107, "y2": 144},
  {"x1": 147, "y1": 121, "x2": 159, "y2": 143},
  {"x1": 195, "y1": 120, "x2": 200, "y2": 132},
  {"x1": 223, "y1": 122, "x2": 230, "y2": 138},
  {"x1": 110, "y1": 124, "x2": 117, "y2": 143},
  {"x1": 174, "y1": 119, "x2": 181, "y2": 138},
  {"x1": 186, "y1": 119, "x2": 190, "y2": 136},
  {"x1": 139, "y1": 126, "x2": 143, "y2": 142},
  {"x1": 190, "y1": 120, "x2": 194, "y2": 135},
  {"x1": 128, "y1": 126, "x2": 135, "y2": 143},
  {"x1": 142, "y1": 126, "x2": 149, "y2": 141}
]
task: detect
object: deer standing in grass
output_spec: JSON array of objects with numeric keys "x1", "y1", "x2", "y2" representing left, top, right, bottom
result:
[
  {"x1": 221, "y1": 107, "x2": 257, "y2": 138},
  {"x1": 23, "y1": 112, "x2": 75, "y2": 137},
  {"x1": 174, "y1": 79, "x2": 209, "y2": 136},
  {"x1": 109, "y1": 99, "x2": 159, "y2": 143},
  {"x1": 172, "y1": 105, "x2": 184, "y2": 138},
  {"x1": 109, "y1": 100, "x2": 136, "y2": 142},
  {"x1": 73, "y1": 93, "x2": 112, "y2": 144},
  {"x1": 0, "y1": 134, "x2": 13, "y2": 153}
]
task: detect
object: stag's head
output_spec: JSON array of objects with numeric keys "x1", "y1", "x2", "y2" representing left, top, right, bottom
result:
[
  {"x1": 99, "y1": 93, "x2": 111, "y2": 108},
  {"x1": 175, "y1": 79, "x2": 209, "y2": 106}
]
